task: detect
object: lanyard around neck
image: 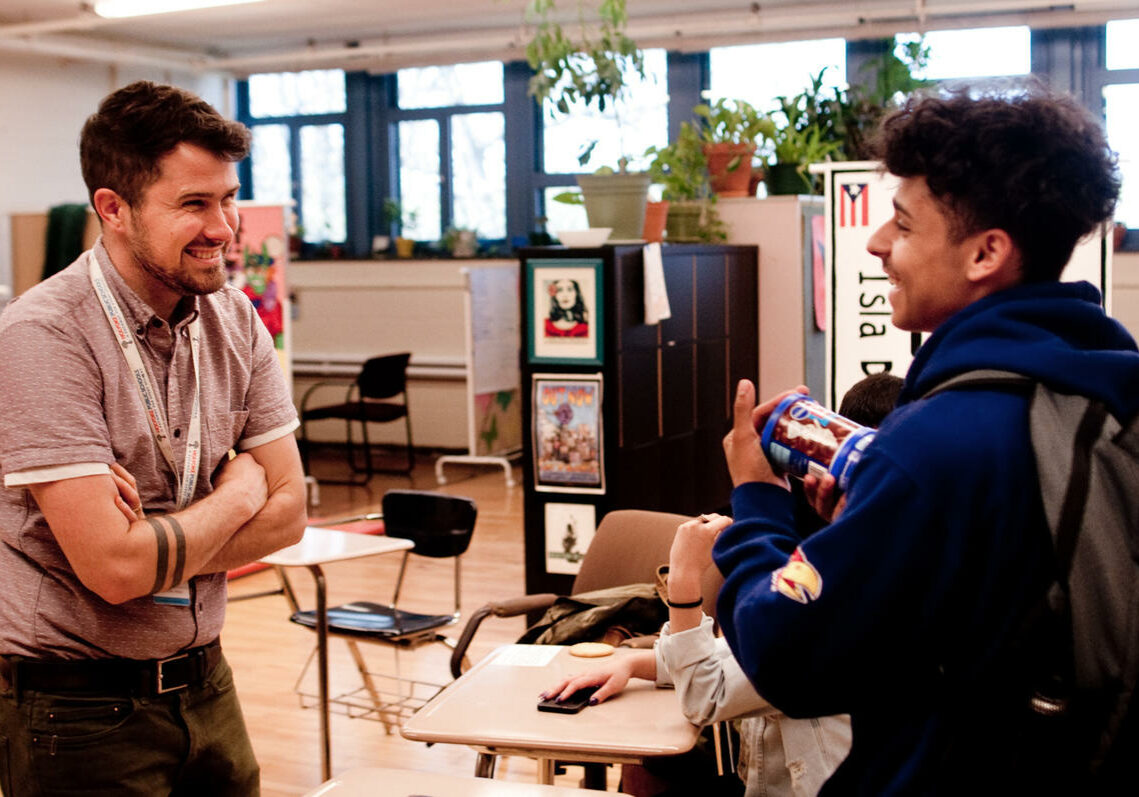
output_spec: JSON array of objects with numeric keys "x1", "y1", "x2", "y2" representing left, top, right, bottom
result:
[{"x1": 88, "y1": 253, "x2": 202, "y2": 511}]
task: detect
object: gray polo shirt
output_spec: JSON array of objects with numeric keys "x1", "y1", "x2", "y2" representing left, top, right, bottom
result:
[{"x1": 0, "y1": 240, "x2": 298, "y2": 659}]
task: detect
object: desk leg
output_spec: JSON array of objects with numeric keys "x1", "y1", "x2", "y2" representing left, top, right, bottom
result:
[
  {"x1": 308, "y1": 564, "x2": 331, "y2": 781},
  {"x1": 474, "y1": 752, "x2": 497, "y2": 778},
  {"x1": 536, "y1": 758, "x2": 555, "y2": 785}
]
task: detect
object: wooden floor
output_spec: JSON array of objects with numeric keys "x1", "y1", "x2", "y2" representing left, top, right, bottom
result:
[{"x1": 222, "y1": 453, "x2": 619, "y2": 794}]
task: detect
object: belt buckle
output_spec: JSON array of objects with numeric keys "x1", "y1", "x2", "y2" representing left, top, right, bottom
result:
[{"x1": 155, "y1": 652, "x2": 190, "y2": 694}]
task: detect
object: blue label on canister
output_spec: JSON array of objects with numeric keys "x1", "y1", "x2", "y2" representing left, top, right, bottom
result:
[{"x1": 759, "y1": 393, "x2": 874, "y2": 491}]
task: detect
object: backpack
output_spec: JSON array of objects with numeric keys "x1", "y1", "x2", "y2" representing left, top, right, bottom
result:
[
  {"x1": 517, "y1": 583, "x2": 668, "y2": 646},
  {"x1": 925, "y1": 369, "x2": 1139, "y2": 785}
]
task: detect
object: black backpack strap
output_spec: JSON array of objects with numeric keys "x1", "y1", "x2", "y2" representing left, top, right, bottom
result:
[{"x1": 921, "y1": 368, "x2": 1035, "y2": 400}]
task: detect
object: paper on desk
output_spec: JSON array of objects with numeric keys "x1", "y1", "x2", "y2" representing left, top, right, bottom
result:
[
  {"x1": 643, "y1": 242, "x2": 671, "y2": 325},
  {"x1": 490, "y1": 645, "x2": 561, "y2": 667}
]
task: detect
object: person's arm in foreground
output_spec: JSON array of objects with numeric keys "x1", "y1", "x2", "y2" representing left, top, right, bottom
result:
[
  {"x1": 196, "y1": 433, "x2": 307, "y2": 572},
  {"x1": 101, "y1": 435, "x2": 306, "y2": 577},
  {"x1": 543, "y1": 512, "x2": 772, "y2": 721},
  {"x1": 658, "y1": 513, "x2": 775, "y2": 724},
  {"x1": 30, "y1": 451, "x2": 273, "y2": 604},
  {"x1": 714, "y1": 379, "x2": 948, "y2": 718}
]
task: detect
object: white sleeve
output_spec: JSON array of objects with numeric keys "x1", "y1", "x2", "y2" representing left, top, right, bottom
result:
[{"x1": 656, "y1": 613, "x2": 777, "y2": 725}]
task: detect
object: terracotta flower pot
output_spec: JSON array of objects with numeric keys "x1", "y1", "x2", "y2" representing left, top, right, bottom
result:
[
  {"x1": 642, "y1": 200, "x2": 669, "y2": 243},
  {"x1": 704, "y1": 142, "x2": 757, "y2": 198}
]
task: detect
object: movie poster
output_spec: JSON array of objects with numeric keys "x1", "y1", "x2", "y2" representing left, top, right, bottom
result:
[{"x1": 532, "y1": 373, "x2": 604, "y2": 494}]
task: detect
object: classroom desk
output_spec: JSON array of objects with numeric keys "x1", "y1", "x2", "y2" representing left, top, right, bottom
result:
[
  {"x1": 302, "y1": 765, "x2": 632, "y2": 796},
  {"x1": 260, "y1": 527, "x2": 414, "y2": 781},
  {"x1": 401, "y1": 644, "x2": 700, "y2": 784}
]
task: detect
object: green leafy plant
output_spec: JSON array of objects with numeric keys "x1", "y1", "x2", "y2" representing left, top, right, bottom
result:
[
  {"x1": 644, "y1": 122, "x2": 708, "y2": 201},
  {"x1": 381, "y1": 197, "x2": 402, "y2": 227},
  {"x1": 692, "y1": 98, "x2": 776, "y2": 147},
  {"x1": 831, "y1": 38, "x2": 933, "y2": 160},
  {"x1": 524, "y1": 0, "x2": 644, "y2": 116},
  {"x1": 644, "y1": 123, "x2": 726, "y2": 242}
]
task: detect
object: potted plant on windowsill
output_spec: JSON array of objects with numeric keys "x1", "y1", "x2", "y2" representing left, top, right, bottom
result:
[
  {"x1": 764, "y1": 72, "x2": 843, "y2": 196},
  {"x1": 372, "y1": 197, "x2": 402, "y2": 256},
  {"x1": 524, "y1": 0, "x2": 651, "y2": 240},
  {"x1": 394, "y1": 207, "x2": 419, "y2": 258},
  {"x1": 645, "y1": 122, "x2": 725, "y2": 243},
  {"x1": 692, "y1": 98, "x2": 776, "y2": 198},
  {"x1": 442, "y1": 226, "x2": 479, "y2": 258}
]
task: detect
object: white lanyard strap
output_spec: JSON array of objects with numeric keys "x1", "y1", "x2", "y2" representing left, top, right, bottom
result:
[{"x1": 88, "y1": 254, "x2": 202, "y2": 510}]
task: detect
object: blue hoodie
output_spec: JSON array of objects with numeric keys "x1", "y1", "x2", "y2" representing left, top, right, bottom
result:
[{"x1": 713, "y1": 281, "x2": 1139, "y2": 794}]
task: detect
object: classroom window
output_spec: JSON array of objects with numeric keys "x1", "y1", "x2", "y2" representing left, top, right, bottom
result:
[
  {"x1": 248, "y1": 69, "x2": 346, "y2": 116},
  {"x1": 398, "y1": 61, "x2": 504, "y2": 108},
  {"x1": 243, "y1": 69, "x2": 349, "y2": 247},
  {"x1": 1106, "y1": 18, "x2": 1139, "y2": 70},
  {"x1": 250, "y1": 124, "x2": 291, "y2": 203},
  {"x1": 1104, "y1": 84, "x2": 1139, "y2": 227},
  {"x1": 299, "y1": 125, "x2": 346, "y2": 243},
  {"x1": 398, "y1": 119, "x2": 441, "y2": 241},
  {"x1": 708, "y1": 39, "x2": 846, "y2": 112},
  {"x1": 542, "y1": 48, "x2": 669, "y2": 174},
  {"x1": 394, "y1": 61, "x2": 507, "y2": 241},
  {"x1": 451, "y1": 112, "x2": 506, "y2": 238},
  {"x1": 543, "y1": 187, "x2": 587, "y2": 236},
  {"x1": 897, "y1": 27, "x2": 1030, "y2": 81}
]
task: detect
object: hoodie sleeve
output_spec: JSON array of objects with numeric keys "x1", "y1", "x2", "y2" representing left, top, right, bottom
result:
[{"x1": 713, "y1": 443, "x2": 945, "y2": 719}]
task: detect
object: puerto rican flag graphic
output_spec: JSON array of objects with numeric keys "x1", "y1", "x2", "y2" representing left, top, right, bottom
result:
[{"x1": 840, "y1": 183, "x2": 869, "y2": 227}]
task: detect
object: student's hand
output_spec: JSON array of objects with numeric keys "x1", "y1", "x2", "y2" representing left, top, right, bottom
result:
[
  {"x1": 669, "y1": 513, "x2": 733, "y2": 591},
  {"x1": 803, "y1": 472, "x2": 846, "y2": 524},
  {"x1": 723, "y1": 380, "x2": 802, "y2": 489},
  {"x1": 110, "y1": 463, "x2": 145, "y2": 523},
  {"x1": 541, "y1": 658, "x2": 637, "y2": 706}
]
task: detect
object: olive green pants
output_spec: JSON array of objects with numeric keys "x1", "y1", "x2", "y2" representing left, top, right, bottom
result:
[{"x1": 0, "y1": 654, "x2": 259, "y2": 796}]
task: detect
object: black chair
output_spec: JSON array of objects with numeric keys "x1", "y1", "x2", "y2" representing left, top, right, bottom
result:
[
  {"x1": 299, "y1": 352, "x2": 414, "y2": 484},
  {"x1": 286, "y1": 490, "x2": 478, "y2": 731}
]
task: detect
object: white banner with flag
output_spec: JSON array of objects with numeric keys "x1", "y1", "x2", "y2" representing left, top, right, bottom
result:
[{"x1": 813, "y1": 162, "x2": 1112, "y2": 408}]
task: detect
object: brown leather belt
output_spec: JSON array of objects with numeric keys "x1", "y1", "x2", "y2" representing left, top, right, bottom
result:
[{"x1": 0, "y1": 639, "x2": 221, "y2": 697}]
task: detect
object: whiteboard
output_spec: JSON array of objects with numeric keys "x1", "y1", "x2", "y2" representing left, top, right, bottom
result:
[{"x1": 461, "y1": 265, "x2": 522, "y2": 458}]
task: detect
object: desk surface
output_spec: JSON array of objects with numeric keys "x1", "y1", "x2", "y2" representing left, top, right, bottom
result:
[
  {"x1": 260, "y1": 526, "x2": 413, "y2": 567},
  {"x1": 401, "y1": 645, "x2": 699, "y2": 759},
  {"x1": 303, "y1": 765, "x2": 629, "y2": 796}
]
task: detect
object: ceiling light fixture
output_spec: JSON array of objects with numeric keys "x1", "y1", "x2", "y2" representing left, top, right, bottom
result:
[{"x1": 93, "y1": 0, "x2": 267, "y2": 19}]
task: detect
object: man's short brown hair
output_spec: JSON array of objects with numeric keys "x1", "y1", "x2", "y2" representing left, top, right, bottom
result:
[{"x1": 80, "y1": 81, "x2": 251, "y2": 207}]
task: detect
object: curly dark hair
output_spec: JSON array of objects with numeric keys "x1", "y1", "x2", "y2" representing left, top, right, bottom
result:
[
  {"x1": 80, "y1": 81, "x2": 251, "y2": 208},
  {"x1": 873, "y1": 87, "x2": 1119, "y2": 282}
]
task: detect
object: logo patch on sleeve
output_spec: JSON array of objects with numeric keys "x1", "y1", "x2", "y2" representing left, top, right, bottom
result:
[{"x1": 770, "y1": 547, "x2": 823, "y2": 604}]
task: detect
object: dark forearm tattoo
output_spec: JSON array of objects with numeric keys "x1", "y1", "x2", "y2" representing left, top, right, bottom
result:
[
  {"x1": 147, "y1": 517, "x2": 169, "y2": 594},
  {"x1": 146, "y1": 515, "x2": 189, "y2": 593},
  {"x1": 167, "y1": 516, "x2": 187, "y2": 587}
]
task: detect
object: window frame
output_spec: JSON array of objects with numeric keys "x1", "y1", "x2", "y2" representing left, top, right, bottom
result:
[{"x1": 237, "y1": 22, "x2": 1138, "y2": 257}]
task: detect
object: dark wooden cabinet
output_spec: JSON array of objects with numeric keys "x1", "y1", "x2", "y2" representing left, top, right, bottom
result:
[{"x1": 518, "y1": 244, "x2": 758, "y2": 597}]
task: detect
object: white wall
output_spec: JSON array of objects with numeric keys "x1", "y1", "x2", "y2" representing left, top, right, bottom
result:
[{"x1": 0, "y1": 53, "x2": 231, "y2": 294}]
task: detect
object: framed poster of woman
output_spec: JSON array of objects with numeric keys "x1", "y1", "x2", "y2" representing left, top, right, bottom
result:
[{"x1": 525, "y1": 258, "x2": 604, "y2": 365}]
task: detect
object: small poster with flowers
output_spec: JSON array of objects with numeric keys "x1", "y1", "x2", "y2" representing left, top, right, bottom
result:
[
  {"x1": 525, "y1": 258, "x2": 603, "y2": 365},
  {"x1": 532, "y1": 373, "x2": 604, "y2": 494}
]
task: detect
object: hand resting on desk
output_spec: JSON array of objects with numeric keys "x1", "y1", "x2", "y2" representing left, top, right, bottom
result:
[{"x1": 540, "y1": 649, "x2": 657, "y2": 706}]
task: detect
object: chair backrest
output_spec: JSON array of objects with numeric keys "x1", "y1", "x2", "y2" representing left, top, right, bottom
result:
[
  {"x1": 381, "y1": 489, "x2": 477, "y2": 558},
  {"x1": 357, "y1": 353, "x2": 411, "y2": 401},
  {"x1": 571, "y1": 509, "x2": 723, "y2": 619}
]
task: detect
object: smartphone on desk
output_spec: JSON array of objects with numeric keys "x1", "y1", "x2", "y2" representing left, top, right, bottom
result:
[{"x1": 537, "y1": 685, "x2": 599, "y2": 714}]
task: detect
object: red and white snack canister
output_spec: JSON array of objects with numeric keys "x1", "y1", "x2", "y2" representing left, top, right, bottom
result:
[{"x1": 759, "y1": 393, "x2": 875, "y2": 491}]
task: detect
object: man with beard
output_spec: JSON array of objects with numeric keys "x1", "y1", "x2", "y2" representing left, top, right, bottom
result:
[{"x1": 0, "y1": 81, "x2": 307, "y2": 795}]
